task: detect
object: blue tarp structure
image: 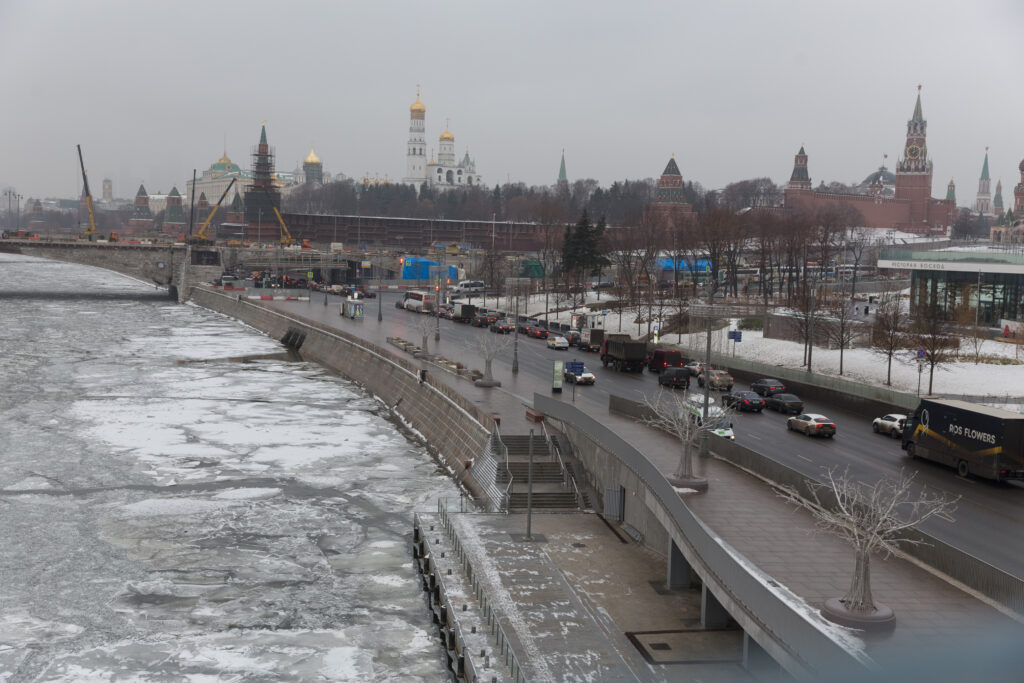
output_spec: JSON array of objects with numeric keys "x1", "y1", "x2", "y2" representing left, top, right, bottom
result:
[
  {"x1": 401, "y1": 258, "x2": 458, "y2": 281},
  {"x1": 657, "y1": 258, "x2": 712, "y2": 273}
]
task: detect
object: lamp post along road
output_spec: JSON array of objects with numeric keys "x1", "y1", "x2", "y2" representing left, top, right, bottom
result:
[
  {"x1": 808, "y1": 285, "x2": 817, "y2": 374},
  {"x1": 506, "y1": 277, "x2": 531, "y2": 375}
]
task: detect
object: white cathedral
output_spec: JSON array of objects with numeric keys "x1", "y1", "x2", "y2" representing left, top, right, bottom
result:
[{"x1": 402, "y1": 88, "x2": 482, "y2": 190}]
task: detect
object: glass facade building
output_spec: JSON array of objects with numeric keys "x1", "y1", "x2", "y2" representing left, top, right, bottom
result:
[{"x1": 879, "y1": 247, "x2": 1024, "y2": 326}]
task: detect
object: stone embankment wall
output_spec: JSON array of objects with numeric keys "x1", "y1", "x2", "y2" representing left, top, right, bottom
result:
[{"x1": 191, "y1": 287, "x2": 493, "y2": 500}]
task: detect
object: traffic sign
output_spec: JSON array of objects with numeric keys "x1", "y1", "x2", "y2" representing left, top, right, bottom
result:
[
  {"x1": 566, "y1": 361, "x2": 585, "y2": 375},
  {"x1": 734, "y1": 330, "x2": 742, "y2": 342},
  {"x1": 653, "y1": 323, "x2": 659, "y2": 332},
  {"x1": 917, "y1": 349, "x2": 926, "y2": 359}
]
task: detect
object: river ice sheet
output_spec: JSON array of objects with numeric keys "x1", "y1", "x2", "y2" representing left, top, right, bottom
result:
[{"x1": 0, "y1": 254, "x2": 455, "y2": 681}]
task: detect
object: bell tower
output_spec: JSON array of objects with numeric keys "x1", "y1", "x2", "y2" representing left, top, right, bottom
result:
[
  {"x1": 403, "y1": 86, "x2": 427, "y2": 188},
  {"x1": 894, "y1": 86, "x2": 934, "y2": 230}
]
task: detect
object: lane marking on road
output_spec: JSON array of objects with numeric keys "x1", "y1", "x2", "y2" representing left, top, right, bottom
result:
[
  {"x1": 796, "y1": 454, "x2": 812, "y2": 463},
  {"x1": 747, "y1": 433, "x2": 762, "y2": 441}
]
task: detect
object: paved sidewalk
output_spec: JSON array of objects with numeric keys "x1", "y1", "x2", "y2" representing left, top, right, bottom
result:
[{"x1": 258, "y1": 295, "x2": 1024, "y2": 672}]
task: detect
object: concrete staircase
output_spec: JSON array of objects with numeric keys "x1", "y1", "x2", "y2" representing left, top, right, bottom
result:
[{"x1": 491, "y1": 433, "x2": 589, "y2": 512}]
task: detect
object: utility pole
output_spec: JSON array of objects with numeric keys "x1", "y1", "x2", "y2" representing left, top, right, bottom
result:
[
  {"x1": 377, "y1": 256, "x2": 383, "y2": 322},
  {"x1": 257, "y1": 209, "x2": 262, "y2": 245}
]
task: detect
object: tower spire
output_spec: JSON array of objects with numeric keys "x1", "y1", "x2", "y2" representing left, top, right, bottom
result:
[
  {"x1": 981, "y1": 148, "x2": 990, "y2": 180},
  {"x1": 912, "y1": 84, "x2": 923, "y2": 122},
  {"x1": 558, "y1": 149, "x2": 567, "y2": 184}
]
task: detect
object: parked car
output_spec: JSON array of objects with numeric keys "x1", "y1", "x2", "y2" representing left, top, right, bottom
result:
[
  {"x1": 489, "y1": 319, "x2": 514, "y2": 334},
  {"x1": 764, "y1": 393, "x2": 804, "y2": 414},
  {"x1": 698, "y1": 368, "x2": 734, "y2": 391},
  {"x1": 563, "y1": 365, "x2": 596, "y2": 385},
  {"x1": 547, "y1": 336, "x2": 569, "y2": 350},
  {"x1": 526, "y1": 326, "x2": 549, "y2": 339},
  {"x1": 565, "y1": 330, "x2": 581, "y2": 347},
  {"x1": 722, "y1": 391, "x2": 765, "y2": 412},
  {"x1": 657, "y1": 367, "x2": 690, "y2": 390},
  {"x1": 787, "y1": 413, "x2": 837, "y2": 438},
  {"x1": 750, "y1": 378, "x2": 787, "y2": 396},
  {"x1": 648, "y1": 348, "x2": 684, "y2": 373},
  {"x1": 872, "y1": 413, "x2": 907, "y2": 438}
]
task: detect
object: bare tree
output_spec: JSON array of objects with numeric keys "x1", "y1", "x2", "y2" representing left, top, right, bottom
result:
[
  {"x1": 909, "y1": 304, "x2": 959, "y2": 394},
  {"x1": 844, "y1": 226, "x2": 873, "y2": 296},
  {"x1": 640, "y1": 390, "x2": 733, "y2": 487},
  {"x1": 416, "y1": 317, "x2": 434, "y2": 356},
  {"x1": 473, "y1": 332, "x2": 512, "y2": 387},
  {"x1": 779, "y1": 468, "x2": 957, "y2": 616},
  {"x1": 955, "y1": 300, "x2": 987, "y2": 364},
  {"x1": 824, "y1": 285, "x2": 859, "y2": 375},
  {"x1": 871, "y1": 298, "x2": 909, "y2": 386}
]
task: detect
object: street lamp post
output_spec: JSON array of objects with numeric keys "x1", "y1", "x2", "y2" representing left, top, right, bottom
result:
[
  {"x1": 14, "y1": 194, "x2": 22, "y2": 233},
  {"x1": 378, "y1": 256, "x2": 383, "y2": 322},
  {"x1": 807, "y1": 285, "x2": 817, "y2": 374},
  {"x1": 258, "y1": 209, "x2": 262, "y2": 245}
]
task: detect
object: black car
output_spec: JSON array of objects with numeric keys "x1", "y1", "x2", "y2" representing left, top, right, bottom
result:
[
  {"x1": 471, "y1": 314, "x2": 490, "y2": 327},
  {"x1": 750, "y1": 378, "x2": 787, "y2": 396},
  {"x1": 565, "y1": 330, "x2": 581, "y2": 346},
  {"x1": 764, "y1": 393, "x2": 804, "y2": 414},
  {"x1": 722, "y1": 390, "x2": 765, "y2": 412},
  {"x1": 489, "y1": 319, "x2": 514, "y2": 334},
  {"x1": 657, "y1": 367, "x2": 690, "y2": 389}
]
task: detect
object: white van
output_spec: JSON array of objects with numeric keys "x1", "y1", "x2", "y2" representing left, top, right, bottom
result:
[
  {"x1": 682, "y1": 396, "x2": 735, "y2": 440},
  {"x1": 454, "y1": 280, "x2": 485, "y2": 293}
]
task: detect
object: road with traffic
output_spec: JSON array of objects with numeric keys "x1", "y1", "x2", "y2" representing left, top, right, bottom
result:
[{"x1": 266, "y1": 289, "x2": 1024, "y2": 581}]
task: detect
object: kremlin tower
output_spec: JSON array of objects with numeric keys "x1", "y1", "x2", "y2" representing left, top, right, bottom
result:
[{"x1": 244, "y1": 123, "x2": 281, "y2": 226}]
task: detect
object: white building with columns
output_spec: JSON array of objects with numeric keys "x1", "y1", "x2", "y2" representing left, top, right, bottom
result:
[{"x1": 401, "y1": 88, "x2": 482, "y2": 191}]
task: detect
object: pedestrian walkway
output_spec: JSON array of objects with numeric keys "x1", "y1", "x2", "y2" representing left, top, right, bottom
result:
[
  {"x1": 420, "y1": 510, "x2": 754, "y2": 682},
  {"x1": 259, "y1": 294, "x2": 1024, "y2": 673}
]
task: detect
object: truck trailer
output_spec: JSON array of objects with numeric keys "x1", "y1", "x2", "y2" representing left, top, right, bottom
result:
[
  {"x1": 580, "y1": 328, "x2": 604, "y2": 353},
  {"x1": 600, "y1": 333, "x2": 647, "y2": 372},
  {"x1": 452, "y1": 303, "x2": 477, "y2": 323},
  {"x1": 901, "y1": 398, "x2": 1024, "y2": 481}
]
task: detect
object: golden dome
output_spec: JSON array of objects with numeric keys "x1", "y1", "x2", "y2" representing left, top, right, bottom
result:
[
  {"x1": 410, "y1": 85, "x2": 425, "y2": 114},
  {"x1": 218, "y1": 153, "x2": 232, "y2": 164},
  {"x1": 440, "y1": 127, "x2": 454, "y2": 142},
  {"x1": 304, "y1": 147, "x2": 321, "y2": 164}
]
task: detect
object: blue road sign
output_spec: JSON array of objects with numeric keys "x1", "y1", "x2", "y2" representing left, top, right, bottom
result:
[
  {"x1": 917, "y1": 349, "x2": 926, "y2": 359},
  {"x1": 566, "y1": 361, "x2": 585, "y2": 375},
  {"x1": 734, "y1": 330, "x2": 742, "y2": 342}
]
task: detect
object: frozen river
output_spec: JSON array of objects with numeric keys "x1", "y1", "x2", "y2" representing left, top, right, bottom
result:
[{"x1": 0, "y1": 254, "x2": 455, "y2": 681}]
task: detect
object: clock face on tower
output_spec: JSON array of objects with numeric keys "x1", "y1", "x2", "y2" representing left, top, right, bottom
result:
[{"x1": 906, "y1": 145, "x2": 922, "y2": 160}]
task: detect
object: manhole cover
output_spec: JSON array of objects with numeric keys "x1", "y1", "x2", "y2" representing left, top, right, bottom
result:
[
  {"x1": 571, "y1": 542, "x2": 586, "y2": 548},
  {"x1": 649, "y1": 642, "x2": 671, "y2": 651}
]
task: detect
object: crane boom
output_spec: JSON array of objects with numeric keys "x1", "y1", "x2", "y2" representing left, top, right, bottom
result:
[
  {"x1": 273, "y1": 207, "x2": 294, "y2": 245},
  {"x1": 195, "y1": 178, "x2": 236, "y2": 241},
  {"x1": 76, "y1": 145, "x2": 97, "y2": 237}
]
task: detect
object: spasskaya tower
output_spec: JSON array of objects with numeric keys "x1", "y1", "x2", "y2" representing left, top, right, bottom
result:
[{"x1": 894, "y1": 86, "x2": 934, "y2": 230}]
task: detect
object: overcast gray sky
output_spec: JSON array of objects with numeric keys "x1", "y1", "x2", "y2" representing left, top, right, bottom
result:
[{"x1": 2, "y1": 0, "x2": 1022, "y2": 205}]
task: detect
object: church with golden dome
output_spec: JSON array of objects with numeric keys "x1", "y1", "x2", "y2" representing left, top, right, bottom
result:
[{"x1": 402, "y1": 87, "x2": 482, "y2": 191}]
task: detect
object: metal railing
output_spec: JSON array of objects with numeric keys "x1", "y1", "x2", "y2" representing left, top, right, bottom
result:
[
  {"x1": 541, "y1": 421, "x2": 584, "y2": 509},
  {"x1": 437, "y1": 500, "x2": 526, "y2": 682}
]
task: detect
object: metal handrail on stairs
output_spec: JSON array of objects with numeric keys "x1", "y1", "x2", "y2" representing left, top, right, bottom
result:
[
  {"x1": 541, "y1": 421, "x2": 584, "y2": 510},
  {"x1": 492, "y1": 428, "x2": 513, "y2": 513}
]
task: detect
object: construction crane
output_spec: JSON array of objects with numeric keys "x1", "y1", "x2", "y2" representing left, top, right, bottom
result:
[
  {"x1": 273, "y1": 206, "x2": 296, "y2": 246},
  {"x1": 192, "y1": 177, "x2": 236, "y2": 243},
  {"x1": 76, "y1": 145, "x2": 98, "y2": 240}
]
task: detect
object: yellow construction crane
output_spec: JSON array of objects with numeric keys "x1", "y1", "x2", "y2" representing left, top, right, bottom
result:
[
  {"x1": 76, "y1": 145, "x2": 98, "y2": 240},
  {"x1": 192, "y1": 178, "x2": 237, "y2": 243},
  {"x1": 273, "y1": 206, "x2": 295, "y2": 246}
]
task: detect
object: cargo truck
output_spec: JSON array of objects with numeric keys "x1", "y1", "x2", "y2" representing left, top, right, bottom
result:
[
  {"x1": 579, "y1": 328, "x2": 604, "y2": 353},
  {"x1": 452, "y1": 303, "x2": 477, "y2": 323},
  {"x1": 901, "y1": 398, "x2": 1024, "y2": 481},
  {"x1": 600, "y1": 333, "x2": 647, "y2": 372}
]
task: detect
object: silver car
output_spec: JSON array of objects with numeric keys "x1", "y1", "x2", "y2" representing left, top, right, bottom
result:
[{"x1": 872, "y1": 413, "x2": 907, "y2": 438}]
